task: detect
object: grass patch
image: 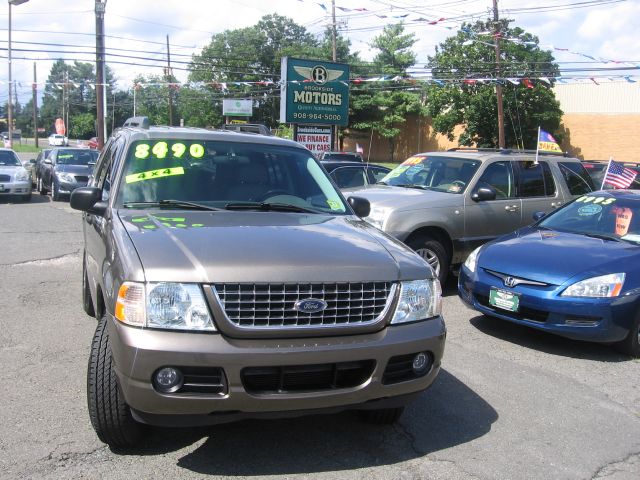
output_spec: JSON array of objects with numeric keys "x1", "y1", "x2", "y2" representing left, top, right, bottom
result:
[{"x1": 11, "y1": 144, "x2": 41, "y2": 153}]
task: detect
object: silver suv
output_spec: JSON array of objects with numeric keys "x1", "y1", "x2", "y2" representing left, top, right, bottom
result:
[
  {"x1": 351, "y1": 149, "x2": 595, "y2": 282},
  {"x1": 71, "y1": 119, "x2": 446, "y2": 448}
]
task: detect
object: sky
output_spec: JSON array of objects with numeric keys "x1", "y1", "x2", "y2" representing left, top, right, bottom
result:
[{"x1": 1, "y1": 0, "x2": 639, "y2": 105}]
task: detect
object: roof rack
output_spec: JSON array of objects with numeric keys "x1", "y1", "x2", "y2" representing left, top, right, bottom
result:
[
  {"x1": 123, "y1": 116, "x2": 150, "y2": 129},
  {"x1": 447, "y1": 147, "x2": 569, "y2": 157}
]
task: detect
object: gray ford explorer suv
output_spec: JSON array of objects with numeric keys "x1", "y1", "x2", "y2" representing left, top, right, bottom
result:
[{"x1": 71, "y1": 118, "x2": 446, "y2": 448}]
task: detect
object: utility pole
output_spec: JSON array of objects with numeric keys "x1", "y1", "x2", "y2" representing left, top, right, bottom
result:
[
  {"x1": 493, "y1": 0, "x2": 505, "y2": 149},
  {"x1": 95, "y1": 0, "x2": 106, "y2": 148},
  {"x1": 32, "y1": 62, "x2": 38, "y2": 147},
  {"x1": 331, "y1": 0, "x2": 338, "y2": 150},
  {"x1": 166, "y1": 35, "x2": 173, "y2": 126}
]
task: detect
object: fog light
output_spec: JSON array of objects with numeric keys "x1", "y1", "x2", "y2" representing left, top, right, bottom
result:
[
  {"x1": 153, "y1": 367, "x2": 183, "y2": 393},
  {"x1": 412, "y1": 352, "x2": 430, "y2": 374}
]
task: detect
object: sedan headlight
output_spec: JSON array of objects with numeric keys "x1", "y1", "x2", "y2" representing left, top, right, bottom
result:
[
  {"x1": 561, "y1": 273, "x2": 625, "y2": 298},
  {"x1": 115, "y1": 281, "x2": 215, "y2": 331},
  {"x1": 57, "y1": 172, "x2": 75, "y2": 183},
  {"x1": 391, "y1": 279, "x2": 442, "y2": 324},
  {"x1": 463, "y1": 246, "x2": 482, "y2": 273},
  {"x1": 364, "y1": 207, "x2": 389, "y2": 230},
  {"x1": 15, "y1": 170, "x2": 29, "y2": 182}
]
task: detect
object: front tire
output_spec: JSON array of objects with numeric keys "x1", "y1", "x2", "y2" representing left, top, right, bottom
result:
[
  {"x1": 52, "y1": 179, "x2": 60, "y2": 201},
  {"x1": 38, "y1": 177, "x2": 47, "y2": 195},
  {"x1": 87, "y1": 315, "x2": 143, "y2": 448},
  {"x1": 614, "y1": 314, "x2": 640, "y2": 358},
  {"x1": 407, "y1": 236, "x2": 450, "y2": 284}
]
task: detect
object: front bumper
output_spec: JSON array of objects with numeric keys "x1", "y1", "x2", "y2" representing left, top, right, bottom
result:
[
  {"x1": 458, "y1": 266, "x2": 639, "y2": 343},
  {"x1": 108, "y1": 315, "x2": 446, "y2": 425},
  {"x1": 0, "y1": 180, "x2": 31, "y2": 195},
  {"x1": 57, "y1": 179, "x2": 88, "y2": 194}
]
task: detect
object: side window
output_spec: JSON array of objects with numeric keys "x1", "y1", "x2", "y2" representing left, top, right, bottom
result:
[
  {"x1": 517, "y1": 161, "x2": 546, "y2": 197},
  {"x1": 94, "y1": 138, "x2": 123, "y2": 201},
  {"x1": 331, "y1": 167, "x2": 367, "y2": 189},
  {"x1": 559, "y1": 162, "x2": 596, "y2": 195},
  {"x1": 369, "y1": 167, "x2": 390, "y2": 184},
  {"x1": 474, "y1": 161, "x2": 515, "y2": 199},
  {"x1": 542, "y1": 162, "x2": 556, "y2": 196}
]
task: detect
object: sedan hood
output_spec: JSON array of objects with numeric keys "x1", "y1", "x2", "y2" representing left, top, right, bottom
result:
[
  {"x1": 55, "y1": 164, "x2": 92, "y2": 175},
  {"x1": 119, "y1": 211, "x2": 431, "y2": 283},
  {"x1": 479, "y1": 227, "x2": 640, "y2": 286},
  {"x1": 347, "y1": 184, "x2": 462, "y2": 210},
  {"x1": 0, "y1": 165, "x2": 25, "y2": 177}
]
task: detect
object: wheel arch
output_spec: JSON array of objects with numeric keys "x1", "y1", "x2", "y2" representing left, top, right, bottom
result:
[{"x1": 405, "y1": 226, "x2": 453, "y2": 259}]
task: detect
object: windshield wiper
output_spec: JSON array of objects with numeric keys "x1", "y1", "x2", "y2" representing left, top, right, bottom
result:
[
  {"x1": 122, "y1": 200, "x2": 221, "y2": 211},
  {"x1": 393, "y1": 184, "x2": 429, "y2": 190},
  {"x1": 582, "y1": 232, "x2": 624, "y2": 242},
  {"x1": 224, "y1": 202, "x2": 319, "y2": 213}
]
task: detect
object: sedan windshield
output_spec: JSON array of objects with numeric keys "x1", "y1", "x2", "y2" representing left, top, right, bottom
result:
[
  {"x1": 56, "y1": 150, "x2": 99, "y2": 165},
  {"x1": 380, "y1": 155, "x2": 481, "y2": 193},
  {"x1": 0, "y1": 150, "x2": 21, "y2": 166},
  {"x1": 539, "y1": 194, "x2": 640, "y2": 244},
  {"x1": 117, "y1": 140, "x2": 347, "y2": 214}
]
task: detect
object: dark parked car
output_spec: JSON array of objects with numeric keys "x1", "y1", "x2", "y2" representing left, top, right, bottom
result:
[
  {"x1": 322, "y1": 160, "x2": 391, "y2": 189},
  {"x1": 33, "y1": 148, "x2": 52, "y2": 188},
  {"x1": 38, "y1": 148, "x2": 99, "y2": 200},
  {"x1": 582, "y1": 161, "x2": 640, "y2": 189},
  {"x1": 318, "y1": 151, "x2": 364, "y2": 162},
  {"x1": 459, "y1": 190, "x2": 640, "y2": 357},
  {"x1": 70, "y1": 117, "x2": 446, "y2": 448}
]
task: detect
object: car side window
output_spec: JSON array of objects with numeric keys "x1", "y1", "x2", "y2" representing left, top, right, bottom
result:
[
  {"x1": 474, "y1": 161, "x2": 515, "y2": 199},
  {"x1": 542, "y1": 162, "x2": 556, "y2": 196},
  {"x1": 331, "y1": 167, "x2": 367, "y2": 189},
  {"x1": 516, "y1": 161, "x2": 549, "y2": 198},
  {"x1": 369, "y1": 167, "x2": 389, "y2": 184},
  {"x1": 559, "y1": 162, "x2": 596, "y2": 195},
  {"x1": 94, "y1": 141, "x2": 118, "y2": 201}
]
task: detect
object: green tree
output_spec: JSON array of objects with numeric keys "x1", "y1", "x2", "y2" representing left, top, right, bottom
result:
[
  {"x1": 177, "y1": 86, "x2": 222, "y2": 128},
  {"x1": 69, "y1": 112, "x2": 95, "y2": 139},
  {"x1": 351, "y1": 24, "x2": 424, "y2": 161},
  {"x1": 130, "y1": 75, "x2": 174, "y2": 126},
  {"x1": 425, "y1": 19, "x2": 562, "y2": 148}
]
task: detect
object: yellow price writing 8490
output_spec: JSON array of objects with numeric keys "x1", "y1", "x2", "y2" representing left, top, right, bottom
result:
[{"x1": 134, "y1": 142, "x2": 205, "y2": 160}]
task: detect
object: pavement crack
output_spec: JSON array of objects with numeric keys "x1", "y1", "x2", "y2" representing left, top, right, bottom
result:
[
  {"x1": 7, "y1": 250, "x2": 81, "y2": 267},
  {"x1": 393, "y1": 421, "x2": 422, "y2": 457},
  {"x1": 592, "y1": 451, "x2": 640, "y2": 479}
]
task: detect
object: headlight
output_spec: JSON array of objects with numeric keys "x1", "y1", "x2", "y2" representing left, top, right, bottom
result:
[
  {"x1": 115, "y1": 281, "x2": 215, "y2": 331},
  {"x1": 391, "y1": 279, "x2": 442, "y2": 324},
  {"x1": 15, "y1": 171, "x2": 29, "y2": 181},
  {"x1": 58, "y1": 173, "x2": 75, "y2": 183},
  {"x1": 364, "y1": 207, "x2": 389, "y2": 229},
  {"x1": 463, "y1": 246, "x2": 482, "y2": 273},
  {"x1": 561, "y1": 273, "x2": 625, "y2": 298}
]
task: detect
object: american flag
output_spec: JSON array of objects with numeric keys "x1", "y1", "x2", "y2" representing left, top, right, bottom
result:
[{"x1": 603, "y1": 160, "x2": 638, "y2": 189}]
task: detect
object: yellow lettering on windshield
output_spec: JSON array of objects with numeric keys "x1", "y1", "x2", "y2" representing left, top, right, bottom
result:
[{"x1": 125, "y1": 167, "x2": 184, "y2": 183}]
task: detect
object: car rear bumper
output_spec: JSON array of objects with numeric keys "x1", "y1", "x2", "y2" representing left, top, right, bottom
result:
[
  {"x1": 458, "y1": 266, "x2": 639, "y2": 343},
  {"x1": 108, "y1": 314, "x2": 446, "y2": 425}
]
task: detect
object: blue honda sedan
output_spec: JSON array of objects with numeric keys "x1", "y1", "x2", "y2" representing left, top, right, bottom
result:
[{"x1": 458, "y1": 190, "x2": 640, "y2": 357}]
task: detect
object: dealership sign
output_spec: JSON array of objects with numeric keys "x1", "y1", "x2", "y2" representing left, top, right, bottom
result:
[
  {"x1": 294, "y1": 125, "x2": 332, "y2": 155},
  {"x1": 280, "y1": 57, "x2": 349, "y2": 126},
  {"x1": 223, "y1": 99, "x2": 252, "y2": 117}
]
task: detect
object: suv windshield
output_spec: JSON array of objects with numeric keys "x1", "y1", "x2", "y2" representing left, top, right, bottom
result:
[
  {"x1": 539, "y1": 194, "x2": 640, "y2": 244},
  {"x1": 381, "y1": 155, "x2": 481, "y2": 194},
  {"x1": 56, "y1": 149, "x2": 99, "y2": 165},
  {"x1": 0, "y1": 150, "x2": 21, "y2": 166},
  {"x1": 117, "y1": 140, "x2": 347, "y2": 214}
]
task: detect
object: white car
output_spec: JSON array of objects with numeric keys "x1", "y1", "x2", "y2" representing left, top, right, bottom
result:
[
  {"x1": 48, "y1": 134, "x2": 68, "y2": 146},
  {"x1": 0, "y1": 148, "x2": 32, "y2": 202}
]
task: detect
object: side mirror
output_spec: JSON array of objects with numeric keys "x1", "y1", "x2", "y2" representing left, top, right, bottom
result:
[
  {"x1": 471, "y1": 187, "x2": 497, "y2": 202},
  {"x1": 70, "y1": 187, "x2": 107, "y2": 216},
  {"x1": 532, "y1": 211, "x2": 546, "y2": 221},
  {"x1": 347, "y1": 196, "x2": 371, "y2": 218},
  {"x1": 44, "y1": 159, "x2": 52, "y2": 165},
  {"x1": 29, "y1": 158, "x2": 36, "y2": 164}
]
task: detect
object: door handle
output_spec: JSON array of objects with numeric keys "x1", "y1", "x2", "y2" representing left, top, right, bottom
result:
[
  {"x1": 504, "y1": 205, "x2": 519, "y2": 212},
  {"x1": 551, "y1": 202, "x2": 562, "y2": 208}
]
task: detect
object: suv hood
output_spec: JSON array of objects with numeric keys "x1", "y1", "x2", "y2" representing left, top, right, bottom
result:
[
  {"x1": 348, "y1": 184, "x2": 462, "y2": 210},
  {"x1": 119, "y1": 211, "x2": 431, "y2": 283}
]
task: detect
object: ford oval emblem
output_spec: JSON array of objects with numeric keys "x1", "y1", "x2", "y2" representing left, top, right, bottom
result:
[{"x1": 294, "y1": 298, "x2": 327, "y2": 314}]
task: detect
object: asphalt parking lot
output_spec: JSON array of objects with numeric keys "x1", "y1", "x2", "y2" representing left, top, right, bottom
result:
[{"x1": 0, "y1": 193, "x2": 638, "y2": 480}]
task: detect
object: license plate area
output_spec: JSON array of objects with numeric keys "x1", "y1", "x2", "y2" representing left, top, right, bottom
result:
[{"x1": 489, "y1": 288, "x2": 520, "y2": 312}]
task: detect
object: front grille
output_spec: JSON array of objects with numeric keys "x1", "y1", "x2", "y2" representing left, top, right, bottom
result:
[
  {"x1": 74, "y1": 175, "x2": 89, "y2": 183},
  {"x1": 475, "y1": 294, "x2": 549, "y2": 323},
  {"x1": 213, "y1": 282, "x2": 394, "y2": 328},
  {"x1": 241, "y1": 360, "x2": 375, "y2": 394},
  {"x1": 382, "y1": 353, "x2": 433, "y2": 385},
  {"x1": 0, "y1": 175, "x2": 10, "y2": 182}
]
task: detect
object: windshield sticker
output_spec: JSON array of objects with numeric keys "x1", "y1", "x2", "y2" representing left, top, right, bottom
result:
[
  {"x1": 576, "y1": 195, "x2": 615, "y2": 205},
  {"x1": 125, "y1": 166, "x2": 184, "y2": 184},
  {"x1": 613, "y1": 207, "x2": 633, "y2": 236},
  {"x1": 387, "y1": 165, "x2": 409, "y2": 178},
  {"x1": 134, "y1": 142, "x2": 205, "y2": 160},
  {"x1": 327, "y1": 199, "x2": 342, "y2": 210},
  {"x1": 401, "y1": 156, "x2": 424, "y2": 166},
  {"x1": 578, "y1": 204, "x2": 602, "y2": 216}
]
